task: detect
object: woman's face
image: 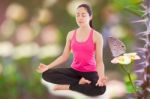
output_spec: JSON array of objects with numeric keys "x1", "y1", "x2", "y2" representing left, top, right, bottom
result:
[{"x1": 76, "y1": 7, "x2": 92, "y2": 27}]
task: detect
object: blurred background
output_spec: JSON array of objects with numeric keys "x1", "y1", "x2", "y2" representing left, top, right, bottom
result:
[{"x1": 0, "y1": 0, "x2": 145, "y2": 99}]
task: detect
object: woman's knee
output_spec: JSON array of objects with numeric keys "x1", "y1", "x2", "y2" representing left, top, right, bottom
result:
[
  {"x1": 83, "y1": 85, "x2": 106, "y2": 96},
  {"x1": 96, "y1": 85, "x2": 106, "y2": 95},
  {"x1": 88, "y1": 85, "x2": 106, "y2": 96},
  {"x1": 42, "y1": 69, "x2": 54, "y2": 82}
]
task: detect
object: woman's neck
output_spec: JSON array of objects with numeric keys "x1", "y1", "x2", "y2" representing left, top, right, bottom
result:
[{"x1": 78, "y1": 25, "x2": 91, "y2": 32}]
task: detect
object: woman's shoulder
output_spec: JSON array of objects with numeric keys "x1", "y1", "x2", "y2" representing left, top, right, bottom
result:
[
  {"x1": 93, "y1": 29, "x2": 102, "y2": 37},
  {"x1": 93, "y1": 29, "x2": 103, "y2": 42},
  {"x1": 67, "y1": 29, "x2": 76, "y2": 40}
]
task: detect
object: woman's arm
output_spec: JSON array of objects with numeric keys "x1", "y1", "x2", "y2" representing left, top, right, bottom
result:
[
  {"x1": 47, "y1": 31, "x2": 73, "y2": 69},
  {"x1": 36, "y1": 31, "x2": 74, "y2": 73},
  {"x1": 94, "y1": 31, "x2": 107, "y2": 86},
  {"x1": 95, "y1": 32, "x2": 105, "y2": 77}
]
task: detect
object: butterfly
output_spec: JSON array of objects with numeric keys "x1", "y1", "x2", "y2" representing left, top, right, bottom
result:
[{"x1": 108, "y1": 36, "x2": 126, "y2": 57}]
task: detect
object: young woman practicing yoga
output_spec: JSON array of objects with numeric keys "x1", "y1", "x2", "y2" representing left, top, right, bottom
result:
[{"x1": 36, "y1": 3, "x2": 107, "y2": 96}]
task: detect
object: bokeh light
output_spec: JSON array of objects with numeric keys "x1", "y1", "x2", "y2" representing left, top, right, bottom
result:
[{"x1": 6, "y1": 3, "x2": 28, "y2": 22}]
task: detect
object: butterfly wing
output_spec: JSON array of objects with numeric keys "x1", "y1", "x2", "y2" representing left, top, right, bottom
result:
[{"x1": 108, "y1": 37, "x2": 126, "y2": 57}]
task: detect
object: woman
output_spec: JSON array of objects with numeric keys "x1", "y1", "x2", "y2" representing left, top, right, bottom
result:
[{"x1": 36, "y1": 3, "x2": 107, "y2": 96}]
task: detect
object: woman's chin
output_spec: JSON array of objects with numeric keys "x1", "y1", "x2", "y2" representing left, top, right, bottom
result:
[{"x1": 78, "y1": 24, "x2": 86, "y2": 27}]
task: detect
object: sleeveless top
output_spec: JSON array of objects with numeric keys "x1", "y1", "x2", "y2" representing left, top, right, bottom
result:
[{"x1": 71, "y1": 28, "x2": 96, "y2": 72}]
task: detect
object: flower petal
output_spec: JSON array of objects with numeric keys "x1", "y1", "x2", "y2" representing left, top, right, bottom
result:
[
  {"x1": 111, "y1": 58, "x2": 119, "y2": 64},
  {"x1": 124, "y1": 52, "x2": 141, "y2": 60},
  {"x1": 117, "y1": 55, "x2": 131, "y2": 64}
]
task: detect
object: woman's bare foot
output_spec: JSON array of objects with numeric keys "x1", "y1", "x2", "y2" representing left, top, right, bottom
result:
[
  {"x1": 79, "y1": 77, "x2": 91, "y2": 85},
  {"x1": 53, "y1": 84, "x2": 70, "y2": 90}
]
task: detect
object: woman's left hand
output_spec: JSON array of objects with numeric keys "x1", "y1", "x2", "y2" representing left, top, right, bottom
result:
[{"x1": 96, "y1": 76, "x2": 107, "y2": 87}]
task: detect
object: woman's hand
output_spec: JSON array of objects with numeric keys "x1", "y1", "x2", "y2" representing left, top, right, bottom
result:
[
  {"x1": 36, "y1": 63, "x2": 49, "y2": 73},
  {"x1": 96, "y1": 76, "x2": 107, "y2": 87}
]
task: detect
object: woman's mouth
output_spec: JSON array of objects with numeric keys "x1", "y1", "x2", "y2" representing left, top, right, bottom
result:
[{"x1": 79, "y1": 21, "x2": 83, "y2": 24}]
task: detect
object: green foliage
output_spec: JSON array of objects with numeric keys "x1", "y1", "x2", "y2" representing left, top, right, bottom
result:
[
  {"x1": 112, "y1": 0, "x2": 144, "y2": 16},
  {"x1": 124, "y1": 73, "x2": 137, "y2": 93}
]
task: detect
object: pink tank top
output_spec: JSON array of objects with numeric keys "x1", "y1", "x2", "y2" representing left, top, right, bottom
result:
[{"x1": 71, "y1": 28, "x2": 96, "y2": 72}]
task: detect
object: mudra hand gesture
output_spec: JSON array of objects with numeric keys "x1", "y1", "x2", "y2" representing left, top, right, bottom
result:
[
  {"x1": 96, "y1": 76, "x2": 107, "y2": 86},
  {"x1": 36, "y1": 63, "x2": 49, "y2": 73}
]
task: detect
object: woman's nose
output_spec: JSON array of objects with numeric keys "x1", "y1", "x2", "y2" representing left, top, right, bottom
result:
[{"x1": 78, "y1": 17, "x2": 83, "y2": 20}]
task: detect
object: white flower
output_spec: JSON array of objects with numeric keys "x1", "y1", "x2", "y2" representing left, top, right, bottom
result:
[{"x1": 111, "y1": 55, "x2": 131, "y2": 65}]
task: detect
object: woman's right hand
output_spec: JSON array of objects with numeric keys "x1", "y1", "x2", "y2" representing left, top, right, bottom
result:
[{"x1": 36, "y1": 63, "x2": 49, "y2": 73}]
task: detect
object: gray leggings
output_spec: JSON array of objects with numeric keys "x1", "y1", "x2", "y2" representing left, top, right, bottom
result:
[{"x1": 42, "y1": 68, "x2": 106, "y2": 96}]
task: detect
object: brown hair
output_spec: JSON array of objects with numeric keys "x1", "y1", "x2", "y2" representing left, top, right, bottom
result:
[{"x1": 77, "y1": 4, "x2": 93, "y2": 28}]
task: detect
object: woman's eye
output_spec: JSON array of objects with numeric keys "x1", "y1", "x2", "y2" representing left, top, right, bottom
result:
[
  {"x1": 82, "y1": 15, "x2": 86, "y2": 17},
  {"x1": 77, "y1": 14, "x2": 80, "y2": 17}
]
